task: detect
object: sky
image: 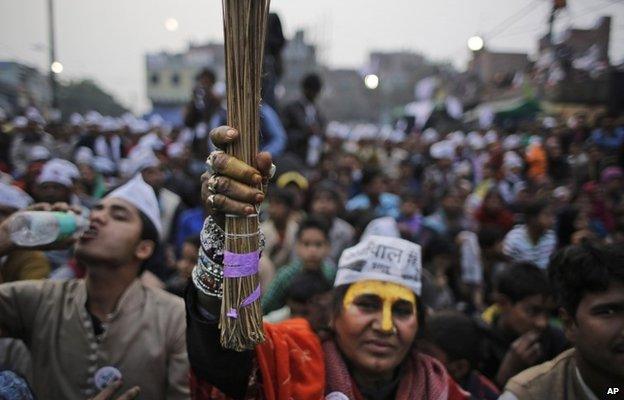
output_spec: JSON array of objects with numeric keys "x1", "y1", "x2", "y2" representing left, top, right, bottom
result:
[{"x1": 1, "y1": 0, "x2": 623, "y2": 113}]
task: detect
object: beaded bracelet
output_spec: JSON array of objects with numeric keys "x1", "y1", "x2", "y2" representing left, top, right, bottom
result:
[
  {"x1": 192, "y1": 265, "x2": 223, "y2": 298},
  {"x1": 198, "y1": 247, "x2": 224, "y2": 279},
  {"x1": 193, "y1": 215, "x2": 265, "y2": 298},
  {"x1": 200, "y1": 216, "x2": 225, "y2": 263}
]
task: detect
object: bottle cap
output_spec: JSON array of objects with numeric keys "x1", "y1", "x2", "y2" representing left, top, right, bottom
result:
[{"x1": 51, "y1": 212, "x2": 78, "y2": 241}]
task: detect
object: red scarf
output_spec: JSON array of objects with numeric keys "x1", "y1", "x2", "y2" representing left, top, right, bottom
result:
[{"x1": 323, "y1": 340, "x2": 469, "y2": 400}]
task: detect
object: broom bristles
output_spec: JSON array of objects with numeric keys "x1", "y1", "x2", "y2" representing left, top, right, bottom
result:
[{"x1": 220, "y1": 0, "x2": 270, "y2": 351}]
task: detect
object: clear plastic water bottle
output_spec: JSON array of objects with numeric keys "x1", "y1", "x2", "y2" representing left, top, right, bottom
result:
[{"x1": 9, "y1": 211, "x2": 89, "y2": 247}]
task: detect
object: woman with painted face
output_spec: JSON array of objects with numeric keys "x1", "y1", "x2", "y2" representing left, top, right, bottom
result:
[{"x1": 185, "y1": 125, "x2": 470, "y2": 400}]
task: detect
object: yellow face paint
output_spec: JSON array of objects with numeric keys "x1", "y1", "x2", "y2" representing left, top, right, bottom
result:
[{"x1": 343, "y1": 280, "x2": 416, "y2": 332}]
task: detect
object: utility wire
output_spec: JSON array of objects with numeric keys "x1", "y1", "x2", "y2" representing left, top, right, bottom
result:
[
  {"x1": 484, "y1": 0, "x2": 545, "y2": 40},
  {"x1": 492, "y1": 18, "x2": 548, "y2": 40},
  {"x1": 570, "y1": 0, "x2": 622, "y2": 20},
  {"x1": 490, "y1": 0, "x2": 621, "y2": 41}
]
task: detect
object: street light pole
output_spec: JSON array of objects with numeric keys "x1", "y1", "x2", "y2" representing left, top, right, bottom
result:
[
  {"x1": 48, "y1": 0, "x2": 58, "y2": 109},
  {"x1": 547, "y1": 5, "x2": 556, "y2": 47}
]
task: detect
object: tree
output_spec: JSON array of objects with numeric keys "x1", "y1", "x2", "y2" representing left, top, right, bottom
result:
[{"x1": 58, "y1": 79, "x2": 128, "y2": 118}]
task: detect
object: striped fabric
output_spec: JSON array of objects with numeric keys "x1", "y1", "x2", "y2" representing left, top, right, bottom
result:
[{"x1": 502, "y1": 225, "x2": 557, "y2": 269}]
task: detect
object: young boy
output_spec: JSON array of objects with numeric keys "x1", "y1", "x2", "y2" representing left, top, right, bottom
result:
[
  {"x1": 261, "y1": 217, "x2": 333, "y2": 314},
  {"x1": 264, "y1": 269, "x2": 333, "y2": 336},
  {"x1": 502, "y1": 199, "x2": 557, "y2": 270},
  {"x1": 260, "y1": 187, "x2": 299, "y2": 269},
  {"x1": 166, "y1": 235, "x2": 200, "y2": 297},
  {"x1": 479, "y1": 262, "x2": 568, "y2": 387},
  {"x1": 500, "y1": 243, "x2": 624, "y2": 400},
  {"x1": 422, "y1": 311, "x2": 500, "y2": 400},
  {"x1": 309, "y1": 181, "x2": 355, "y2": 265},
  {"x1": 397, "y1": 190, "x2": 423, "y2": 242}
]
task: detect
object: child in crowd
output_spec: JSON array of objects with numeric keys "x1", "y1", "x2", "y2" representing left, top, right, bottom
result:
[
  {"x1": 309, "y1": 181, "x2": 355, "y2": 265},
  {"x1": 397, "y1": 190, "x2": 424, "y2": 242},
  {"x1": 261, "y1": 217, "x2": 334, "y2": 314},
  {"x1": 260, "y1": 187, "x2": 300, "y2": 270},
  {"x1": 502, "y1": 199, "x2": 557, "y2": 269},
  {"x1": 276, "y1": 170, "x2": 309, "y2": 221},
  {"x1": 264, "y1": 269, "x2": 333, "y2": 337},
  {"x1": 166, "y1": 235, "x2": 199, "y2": 297},
  {"x1": 422, "y1": 311, "x2": 500, "y2": 400},
  {"x1": 479, "y1": 262, "x2": 569, "y2": 387},
  {"x1": 421, "y1": 238, "x2": 458, "y2": 311}
]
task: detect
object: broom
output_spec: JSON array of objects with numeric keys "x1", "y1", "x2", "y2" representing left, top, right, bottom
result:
[{"x1": 219, "y1": 0, "x2": 270, "y2": 351}]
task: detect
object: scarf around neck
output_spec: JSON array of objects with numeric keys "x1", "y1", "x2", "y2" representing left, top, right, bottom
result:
[{"x1": 323, "y1": 339, "x2": 455, "y2": 400}]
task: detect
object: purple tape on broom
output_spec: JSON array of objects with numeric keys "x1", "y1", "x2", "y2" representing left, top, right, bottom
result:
[
  {"x1": 223, "y1": 250, "x2": 261, "y2": 318},
  {"x1": 227, "y1": 285, "x2": 261, "y2": 319},
  {"x1": 223, "y1": 250, "x2": 260, "y2": 278}
]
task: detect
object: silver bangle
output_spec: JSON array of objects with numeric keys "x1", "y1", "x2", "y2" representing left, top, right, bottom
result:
[
  {"x1": 198, "y1": 247, "x2": 224, "y2": 278},
  {"x1": 194, "y1": 243, "x2": 224, "y2": 298},
  {"x1": 192, "y1": 265, "x2": 223, "y2": 298},
  {"x1": 194, "y1": 215, "x2": 267, "y2": 299},
  {"x1": 200, "y1": 215, "x2": 266, "y2": 257},
  {"x1": 200, "y1": 216, "x2": 225, "y2": 259}
]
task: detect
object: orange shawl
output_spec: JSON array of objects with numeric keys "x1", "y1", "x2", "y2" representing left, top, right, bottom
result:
[{"x1": 255, "y1": 318, "x2": 325, "y2": 400}]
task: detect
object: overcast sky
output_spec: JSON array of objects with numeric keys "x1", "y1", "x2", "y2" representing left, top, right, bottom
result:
[{"x1": 1, "y1": 0, "x2": 622, "y2": 113}]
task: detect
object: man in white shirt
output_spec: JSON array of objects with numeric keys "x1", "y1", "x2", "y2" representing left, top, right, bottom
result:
[{"x1": 502, "y1": 199, "x2": 556, "y2": 269}]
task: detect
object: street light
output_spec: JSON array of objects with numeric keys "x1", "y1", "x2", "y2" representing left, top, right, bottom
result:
[
  {"x1": 50, "y1": 61, "x2": 63, "y2": 74},
  {"x1": 364, "y1": 74, "x2": 379, "y2": 90},
  {"x1": 48, "y1": 0, "x2": 59, "y2": 108},
  {"x1": 164, "y1": 18, "x2": 179, "y2": 32},
  {"x1": 467, "y1": 35, "x2": 484, "y2": 52}
]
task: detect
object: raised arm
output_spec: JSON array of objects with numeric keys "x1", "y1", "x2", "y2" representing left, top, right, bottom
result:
[
  {"x1": 0, "y1": 202, "x2": 81, "y2": 339},
  {"x1": 186, "y1": 125, "x2": 272, "y2": 399}
]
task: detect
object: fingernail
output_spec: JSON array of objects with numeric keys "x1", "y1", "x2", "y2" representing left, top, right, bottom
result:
[
  {"x1": 252, "y1": 174, "x2": 262, "y2": 184},
  {"x1": 226, "y1": 129, "x2": 236, "y2": 138},
  {"x1": 244, "y1": 206, "x2": 254, "y2": 214},
  {"x1": 256, "y1": 193, "x2": 264, "y2": 203}
]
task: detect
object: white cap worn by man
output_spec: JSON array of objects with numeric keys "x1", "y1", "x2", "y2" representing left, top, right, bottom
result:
[
  {"x1": 37, "y1": 158, "x2": 80, "y2": 188},
  {"x1": 107, "y1": 174, "x2": 163, "y2": 239}
]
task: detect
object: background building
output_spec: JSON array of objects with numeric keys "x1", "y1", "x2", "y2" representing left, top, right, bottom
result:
[
  {"x1": 466, "y1": 15, "x2": 620, "y2": 114},
  {"x1": 319, "y1": 68, "x2": 372, "y2": 122},
  {"x1": 469, "y1": 50, "x2": 530, "y2": 87},
  {"x1": 0, "y1": 61, "x2": 51, "y2": 115},
  {"x1": 538, "y1": 16, "x2": 611, "y2": 64},
  {"x1": 145, "y1": 43, "x2": 225, "y2": 123},
  {"x1": 279, "y1": 30, "x2": 321, "y2": 104}
]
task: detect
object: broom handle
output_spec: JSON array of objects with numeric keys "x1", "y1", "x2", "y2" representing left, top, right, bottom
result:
[{"x1": 219, "y1": 0, "x2": 270, "y2": 351}]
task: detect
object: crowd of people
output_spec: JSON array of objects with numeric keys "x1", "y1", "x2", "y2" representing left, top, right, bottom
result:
[{"x1": 0, "y1": 69, "x2": 623, "y2": 400}]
